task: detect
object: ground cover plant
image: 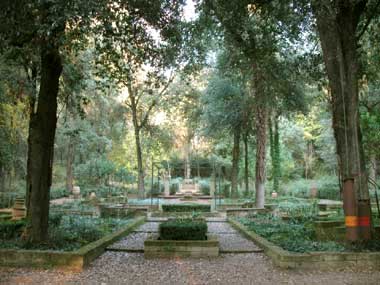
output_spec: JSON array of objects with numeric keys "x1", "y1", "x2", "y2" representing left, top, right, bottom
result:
[
  {"x1": 0, "y1": 214, "x2": 132, "y2": 251},
  {"x1": 50, "y1": 200, "x2": 98, "y2": 214},
  {"x1": 237, "y1": 212, "x2": 380, "y2": 253}
]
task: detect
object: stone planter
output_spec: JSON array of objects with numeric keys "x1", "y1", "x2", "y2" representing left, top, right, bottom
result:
[{"x1": 144, "y1": 234, "x2": 219, "y2": 258}]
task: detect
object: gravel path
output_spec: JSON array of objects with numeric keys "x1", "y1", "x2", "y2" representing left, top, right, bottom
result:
[
  {"x1": 107, "y1": 221, "x2": 261, "y2": 252},
  {"x1": 2, "y1": 221, "x2": 380, "y2": 284},
  {"x1": 1, "y1": 252, "x2": 379, "y2": 285}
]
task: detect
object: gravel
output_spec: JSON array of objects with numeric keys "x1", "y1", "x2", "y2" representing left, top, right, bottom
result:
[
  {"x1": 2, "y1": 221, "x2": 380, "y2": 284},
  {"x1": 107, "y1": 232, "x2": 150, "y2": 251},
  {"x1": 2, "y1": 252, "x2": 380, "y2": 285},
  {"x1": 207, "y1": 222, "x2": 237, "y2": 234},
  {"x1": 216, "y1": 233, "x2": 261, "y2": 252}
]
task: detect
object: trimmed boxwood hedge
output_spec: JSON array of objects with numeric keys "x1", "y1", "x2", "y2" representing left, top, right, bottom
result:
[
  {"x1": 159, "y1": 219, "x2": 208, "y2": 240},
  {"x1": 161, "y1": 204, "x2": 211, "y2": 212}
]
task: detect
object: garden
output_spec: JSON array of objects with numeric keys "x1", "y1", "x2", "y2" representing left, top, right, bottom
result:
[{"x1": 1, "y1": 0, "x2": 380, "y2": 283}]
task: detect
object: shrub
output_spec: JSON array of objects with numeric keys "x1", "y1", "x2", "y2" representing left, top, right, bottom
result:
[
  {"x1": 282, "y1": 176, "x2": 340, "y2": 200},
  {"x1": 170, "y1": 178, "x2": 182, "y2": 195},
  {"x1": 162, "y1": 204, "x2": 211, "y2": 212},
  {"x1": 50, "y1": 187, "x2": 69, "y2": 200},
  {"x1": 316, "y1": 176, "x2": 340, "y2": 200},
  {"x1": 0, "y1": 220, "x2": 26, "y2": 239},
  {"x1": 278, "y1": 200, "x2": 318, "y2": 222},
  {"x1": 49, "y1": 212, "x2": 63, "y2": 227},
  {"x1": 159, "y1": 218, "x2": 207, "y2": 240},
  {"x1": 199, "y1": 179, "x2": 210, "y2": 195},
  {"x1": 220, "y1": 181, "x2": 231, "y2": 198}
]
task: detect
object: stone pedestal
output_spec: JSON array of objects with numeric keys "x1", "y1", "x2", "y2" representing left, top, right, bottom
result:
[
  {"x1": 164, "y1": 174, "x2": 170, "y2": 196},
  {"x1": 210, "y1": 174, "x2": 216, "y2": 197}
]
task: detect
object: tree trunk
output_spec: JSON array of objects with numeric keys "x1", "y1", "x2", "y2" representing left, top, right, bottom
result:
[
  {"x1": 244, "y1": 131, "x2": 249, "y2": 196},
  {"x1": 272, "y1": 115, "x2": 280, "y2": 193},
  {"x1": 231, "y1": 126, "x2": 241, "y2": 198},
  {"x1": 312, "y1": 1, "x2": 371, "y2": 241},
  {"x1": 25, "y1": 46, "x2": 62, "y2": 243},
  {"x1": 66, "y1": 137, "x2": 74, "y2": 193},
  {"x1": 369, "y1": 155, "x2": 377, "y2": 183},
  {"x1": 184, "y1": 137, "x2": 191, "y2": 179},
  {"x1": 0, "y1": 166, "x2": 5, "y2": 192},
  {"x1": 135, "y1": 128, "x2": 145, "y2": 199},
  {"x1": 129, "y1": 95, "x2": 145, "y2": 199},
  {"x1": 255, "y1": 102, "x2": 267, "y2": 208}
]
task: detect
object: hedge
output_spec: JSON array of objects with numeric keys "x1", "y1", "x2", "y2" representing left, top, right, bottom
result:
[
  {"x1": 161, "y1": 204, "x2": 211, "y2": 212},
  {"x1": 159, "y1": 219, "x2": 207, "y2": 240}
]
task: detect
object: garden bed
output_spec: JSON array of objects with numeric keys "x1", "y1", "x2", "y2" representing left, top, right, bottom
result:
[
  {"x1": 0, "y1": 217, "x2": 145, "y2": 271},
  {"x1": 144, "y1": 234, "x2": 219, "y2": 258},
  {"x1": 229, "y1": 218, "x2": 380, "y2": 269}
]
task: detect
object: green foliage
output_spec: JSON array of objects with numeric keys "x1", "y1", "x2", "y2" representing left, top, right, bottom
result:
[
  {"x1": 48, "y1": 212, "x2": 63, "y2": 228},
  {"x1": 159, "y1": 218, "x2": 208, "y2": 240},
  {"x1": 219, "y1": 181, "x2": 231, "y2": 198},
  {"x1": 0, "y1": 215, "x2": 131, "y2": 251},
  {"x1": 238, "y1": 216, "x2": 345, "y2": 253},
  {"x1": 278, "y1": 200, "x2": 318, "y2": 222},
  {"x1": 0, "y1": 220, "x2": 26, "y2": 239},
  {"x1": 282, "y1": 176, "x2": 340, "y2": 200},
  {"x1": 50, "y1": 187, "x2": 69, "y2": 200},
  {"x1": 199, "y1": 179, "x2": 210, "y2": 195},
  {"x1": 75, "y1": 157, "x2": 116, "y2": 186},
  {"x1": 162, "y1": 204, "x2": 211, "y2": 212}
]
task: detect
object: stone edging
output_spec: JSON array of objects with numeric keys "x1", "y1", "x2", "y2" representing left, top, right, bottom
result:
[
  {"x1": 228, "y1": 218, "x2": 380, "y2": 269},
  {"x1": 144, "y1": 234, "x2": 219, "y2": 258},
  {"x1": 0, "y1": 216, "x2": 145, "y2": 271}
]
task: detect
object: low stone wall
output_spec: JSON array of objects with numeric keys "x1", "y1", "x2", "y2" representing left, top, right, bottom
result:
[
  {"x1": 150, "y1": 211, "x2": 220, "y2": 218},
  {"x1": 144, "y1": 234, "x2": 219, "y2": 258},
  {"x1": 0, "y1": 217, "x2": 145, "y2": 271},
  {"x1": 99, "y1": 205, "x2": 148, "y2": 218},
  {"x1": 226, "y1": 208, "x2": 268, "y2": 218},
  {"x1": 216, "y1": 204, "x2": 244, "y2": 210},
  {"x1": 313, "y1": 220, "x2": 345, "y2": 241},
  {"x1": 229, "y1": 218, "x2": 380, "y2": 269}
]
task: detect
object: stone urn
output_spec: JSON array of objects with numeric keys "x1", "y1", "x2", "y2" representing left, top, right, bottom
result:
[
  {"x1": 271, "y1": 192, "x2": 278, "y2": 198},
  {"x1": 73, "y1": 186, "x2": 81, "y2": 198}
]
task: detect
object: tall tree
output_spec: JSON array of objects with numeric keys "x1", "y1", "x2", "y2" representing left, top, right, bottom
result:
[
  {"x1": 94, "y1": 0, "x2": 184, "y2": 198},
  {"x1": 311, "y1": 0, "x2": 378, "y2": 241},
  {"x1": 202, "y1": 0, "x2": 305, "y2": 207},
  {"x1": 202, "y1": 75, "x2": 247, "y2": 197}
]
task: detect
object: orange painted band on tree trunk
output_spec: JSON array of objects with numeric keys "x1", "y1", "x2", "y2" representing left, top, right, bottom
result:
[
  {"x1": 358, "y1": 216, "x2": 370, "y2": 227},
  {"x1": 345, "y1": 216, "x2": 358, "y2": 227}
]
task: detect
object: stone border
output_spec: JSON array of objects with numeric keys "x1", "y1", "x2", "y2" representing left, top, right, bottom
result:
[
  {"x1": 226, "y1": 208, "x2": 268, "y2": 218},
  {"x1": 144, "y1": 234, "x2": 219, "y2": 258},
  {"x1": 228, "y1": 218, "x2": 380, "y2": 269},
  {"x1": 0, "y1": 217, "x2": 145, "y2": 271}
]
